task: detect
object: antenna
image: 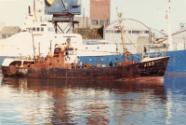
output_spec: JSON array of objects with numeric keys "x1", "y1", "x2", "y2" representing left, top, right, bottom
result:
[
  {"x1": 28, "y1": 6, "x2": 32, "y2": 16},
  {"x1": 33, "y1": 0, "x2": 37, "y2": 22},
  {"x1": 167, "y1": 0, "x2": 173, "y2": 50}
]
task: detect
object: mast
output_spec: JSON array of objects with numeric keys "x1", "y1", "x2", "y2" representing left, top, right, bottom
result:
[
  {"x1": 117, "y1": 11, "x2": 125, "y2": 53},
  {"x1": 167, "y1": 0, "x2": 173, "y2": 50},
  {"x1": 116, "y1": 9, "x2": 129, "y2": 62}
]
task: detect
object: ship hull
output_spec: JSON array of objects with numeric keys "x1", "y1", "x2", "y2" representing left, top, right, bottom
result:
[
  {"x1": 2, "y1": 50, "x2": 184, "y2": 72},
  {"x1": 166, "y1": 50, "x2": 186, "y2": 72},
  {"x1": 2, "y1": 57, "x2": 169, "y2": 80},
  {"x1": 78, "y1": 50, "x2": 186, "y2": 72}
]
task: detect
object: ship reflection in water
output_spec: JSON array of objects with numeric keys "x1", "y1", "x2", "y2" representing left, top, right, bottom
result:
[{"x1": 0, "y1": 75, "x2": 186, "y2": 125}]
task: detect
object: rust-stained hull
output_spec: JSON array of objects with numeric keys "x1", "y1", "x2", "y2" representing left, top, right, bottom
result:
[{"x1": 2, "y1": 57, "x2": 169, "y2": 81}]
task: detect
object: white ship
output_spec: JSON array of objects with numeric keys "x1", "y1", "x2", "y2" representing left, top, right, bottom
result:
[{"x1": 0, "y1": 0, "x2": 123, "y2": 65}]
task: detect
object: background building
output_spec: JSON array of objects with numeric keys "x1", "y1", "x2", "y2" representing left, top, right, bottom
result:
[
  {"x1": 163, "y1": 28, "x2": 186, "y2": 51},
  {"x1": 104, "y1": 19, "x2": 152, "y2": 53},
  {"x1": 90, "y1": 0, "x2": 110, "y2": 27}
]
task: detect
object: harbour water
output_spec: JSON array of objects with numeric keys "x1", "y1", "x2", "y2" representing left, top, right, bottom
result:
[{"x1": 0, "y1": 73, "x2": 186, "y2": 125}]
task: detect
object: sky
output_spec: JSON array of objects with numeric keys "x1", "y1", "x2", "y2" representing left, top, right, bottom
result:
[{"x1": 0, "y1": 0, "x2": 186, "y2": 32}]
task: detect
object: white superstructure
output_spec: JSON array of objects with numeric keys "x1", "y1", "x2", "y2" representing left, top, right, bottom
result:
[{"x1": 0, "y1": 22, "x2": 119, "y2": 59}]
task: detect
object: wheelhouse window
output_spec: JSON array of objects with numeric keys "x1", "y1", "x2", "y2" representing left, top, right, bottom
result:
[
  {"x1": 32, "y1": 27, "x2": 36, "y2": 31},
  {"x1": 37, "y1": 27, "x2": 40, "y2": 31},
  {"x1": 41, "y1": 27, "x2": 44, "y2": 32}
]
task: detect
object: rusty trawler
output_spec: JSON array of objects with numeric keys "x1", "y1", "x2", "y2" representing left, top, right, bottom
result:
[
  {"x1": 1, "y1": 36, "x2": 169, "y2": 81},
  {"x1": 1, "y1": 5, "x2": 169, "y2": 81}
]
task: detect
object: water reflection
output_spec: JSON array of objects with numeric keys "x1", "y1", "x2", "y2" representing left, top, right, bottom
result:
[
  {"x1": 165, "y1": 75, "x2": 186, "y2": 95},
  {"x1": 164, "y1": 75, "x2": 186, "y2": 125},
  {"x1": 0, "y1": 77, "x2": 170, "y2": 125},
  {"x1": 0, "y1": 79, "x2": 54, "y2": 125}
]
